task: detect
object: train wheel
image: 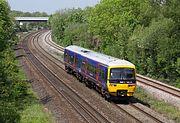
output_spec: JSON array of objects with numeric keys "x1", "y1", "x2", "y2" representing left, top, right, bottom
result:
[
  {"x1": 65, "y1": 66, "x2": 68, "y2": 72},
  {"x1": 89, "y1": 82, "x2": 93, "y2": 89},
  {"x1": 85, "y1": 81, "x2": 89, "y2": 87},
  {"x1": 78, "y1": 74, "x2": 83, "y2": 82},
  {"x1": 85, "y1": 80, "x2": 92, "y2": 89},
  {"x1": 65, "y1": 66, "x2": 71, "y2": 74},
  {"x1": 95, "y1": 85, "x2": 100, "y2": 92},
  {"x1": 101, "y1": 88, "x2": 105, "y2": 97},
  {"x1": 84, "y1": 78, "x2": 88, "y2": 85},
  {"x1": 104, "y1": 92, "x2": 111, "y2": 102}
]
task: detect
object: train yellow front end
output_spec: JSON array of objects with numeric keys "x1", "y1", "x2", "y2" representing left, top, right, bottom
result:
[{"x1": 107, "y1": 65, "x2": 136, "y2": 97}]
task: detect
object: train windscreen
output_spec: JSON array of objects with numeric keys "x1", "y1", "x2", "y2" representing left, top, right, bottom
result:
[{"x1": 110, "y1": 68, "x2": 135, "y2": 82}]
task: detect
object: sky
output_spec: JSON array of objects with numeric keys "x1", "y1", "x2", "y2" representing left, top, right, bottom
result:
[{"x1": 7, "y1": 0, "x2": 100, "y2": 14}]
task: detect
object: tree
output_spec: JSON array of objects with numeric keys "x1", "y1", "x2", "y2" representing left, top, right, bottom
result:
[
  {"x1": 87, "y1": 0, "x2": 148, "y2": 58},
  {"x1": 0, "y1": 0, "x2": 28, "y2": 122},
  {"x1": 49, "y1": 0, "x2": 180, "y2": 86},
  {"x1": 50, "y1": 8, "x2": 88, "y2": 46},
  {"x1": 0, "y1": 0, "x2": 13, "y2": 51}
]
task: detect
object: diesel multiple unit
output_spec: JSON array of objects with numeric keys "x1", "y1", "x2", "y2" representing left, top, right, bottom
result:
[{"x1": 64, "y1": 45, "x2": 136, "y2": 100}]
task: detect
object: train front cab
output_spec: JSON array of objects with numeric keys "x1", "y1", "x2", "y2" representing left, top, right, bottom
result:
[{"x1": 106, "y1": 66, "x2": 136, "y2": 99}]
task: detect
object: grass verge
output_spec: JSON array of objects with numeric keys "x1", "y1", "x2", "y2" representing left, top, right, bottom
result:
[
  {"x1": 19, "y1": 88, "x2": 54, "y2": 123},
  {"x1": 134, "y1": 87, "x2": 180, "y2": 123},
  {"x1": 16, "y1": 61, "x2": 55, "y2": 123}
]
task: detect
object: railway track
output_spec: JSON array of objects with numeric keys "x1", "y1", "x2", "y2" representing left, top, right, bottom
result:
[
  {"x1": 23, "y1": 30, "x2": 111, "y2": 123},
  {"x1": 17, "y1": 30, "x2": 175, "y2": 123},
  {"x1": 114, "y1": 103, "x2": 165, "y2": 123},
  {"x1": 44, "y1": 31, "x2": 180, "y2": 100},
  {"x1": 45, "y1": 31, "x2": 64, "y2": 51},
  {"x1": 136, "y1": 74, "x2": 180, "y2": 98},
  {"x1": 36, "y1": 31, "x2": 144, "y2": 123},
  {"x1": 129, "y1": 104, "x2": 164, "y2": 123},
  {"x1": 37, "y1": 30, "x2": 174, "y2": 123}
]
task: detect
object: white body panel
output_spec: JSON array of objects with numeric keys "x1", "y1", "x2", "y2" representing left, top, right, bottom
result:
[{"x1": 65, "y1": 45, "x2": 135, "y2": 67}]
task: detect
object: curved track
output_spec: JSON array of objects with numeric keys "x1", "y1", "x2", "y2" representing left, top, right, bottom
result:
[
  {"x1": 22, "y1": 30, "x2": 111, "y2": 123},
  {"x1": 136, "y1": 74, "x2": 180, "y2": 98},
  {"x1": 41, "y1": 30, "x2": 172, "y2": 123},
  {"x1": 17, "y1": 30, "x2": 176, "y2": 123},
  {"x1": 44, "y1": 31, "x2": 180, "y2": 100}
]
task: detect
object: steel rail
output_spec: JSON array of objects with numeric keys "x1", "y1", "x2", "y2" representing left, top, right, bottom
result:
[
  {"x1": 136, "y1": 75, "x2": 180, "y2": 98},
  {"x1": 40, "y1": 30, "x2": 175, "y2": 123},
  {"x1": 25, "y1": 30, "x2": 111, "y2": 123},
  {"x1": 44, "y1": 31, "x2": 180, "y2": 99},
  {"x1": 129, "y1": 104, "x2": 164, "y2": 123}
]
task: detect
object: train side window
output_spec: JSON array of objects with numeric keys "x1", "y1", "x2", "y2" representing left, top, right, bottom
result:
[
  {"x1": 87, "y1": 64, "x2": 90, "y2": 71},
  {"x1": 80, "y1": 59, "x2": 82, "y2": 68},
  {"x1": 70, "y1": 55, "x2": 74, "y2": 62},
  {"x1": 68, "y1": 54, "x2": 74, "y2": 64},
  {"x1": 81, "y1": 60, "x2": 86, "y2": 69},
  {"x1": 87, "y1": 64, "x2": 91, "y2": 72},
  {"x1": 68, "y1": 54, "x2": 71, "y2": 62},
  {"x1": 75, "y1": 57, "x2": 79, "y2": 64},
  {"x1": 102, "y1": 70, "x2": 105, "y2": 79},
  {"x1": 96, "y1": 66, "x2": 100, "y2": 75},
  {"x1": 64, "y1": 53, "x2": 68, "y2": 61},
  {"x1": 100, "y1": 69, "x2": 105, "y2": 80},
  {"x1": 93, "y1": 65, "x2": 96, "y2": 74},
  {"x1": 75, "y1": 57, "x2": 80, "y2": 67},
  {"x1": 88, "y1": 64, "x2": 96, "y2": 75}
]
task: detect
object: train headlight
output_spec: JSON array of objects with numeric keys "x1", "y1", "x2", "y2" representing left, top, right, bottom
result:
[
  {"x1": 128, "y1": 85, "x2": 133, "y2": 87},
  {"x1": 109, "y1": 84, "x2": 117, "y2": 86}
]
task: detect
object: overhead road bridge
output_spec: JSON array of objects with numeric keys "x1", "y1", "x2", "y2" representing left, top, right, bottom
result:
[{"x1": 15, "y1": 17, "x2": 49, "y2": 22}]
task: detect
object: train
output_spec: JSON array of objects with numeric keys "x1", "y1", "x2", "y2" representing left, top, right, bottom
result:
[{"x1": 64, "y1": 45, "x2": 136, "y2": 101}]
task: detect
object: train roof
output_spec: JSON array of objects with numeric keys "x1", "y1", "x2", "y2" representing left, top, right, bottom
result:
[{"x1": 65, "y1": 45, "x2": 135, "y2": 67}]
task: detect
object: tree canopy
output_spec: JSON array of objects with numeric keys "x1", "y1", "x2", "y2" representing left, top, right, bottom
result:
[
  {"x1": 50, "y1": 0, "x2": 180, "y2": 87},
  {"x1": 0, "y1": 0, "x2": 28, "y2": 122}
]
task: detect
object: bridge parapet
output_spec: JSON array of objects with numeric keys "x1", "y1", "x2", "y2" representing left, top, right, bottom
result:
[{"x1": 15, "y1": 17, "x2": 48, "y2": 22}]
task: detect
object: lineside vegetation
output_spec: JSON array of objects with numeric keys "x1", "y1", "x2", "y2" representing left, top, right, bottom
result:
[
  {"x1": 134, "y1": 87, "x2": 180, "y2": 123},
  {"x1": 0, "y1": 0, "x2": 54, "y2": 122},
  {"x1": 49, "y1": 0, "x2": 180, "y2": 88}
]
